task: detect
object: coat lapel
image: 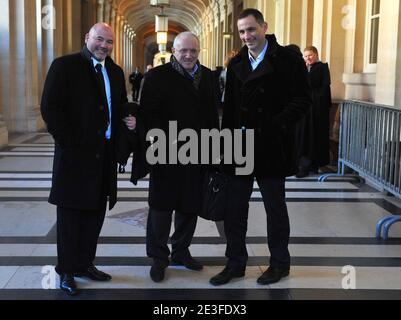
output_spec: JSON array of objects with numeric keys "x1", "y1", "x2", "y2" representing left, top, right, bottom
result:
[{"x1": 230, "y1": 35, "x2": 279, "y2": 107}]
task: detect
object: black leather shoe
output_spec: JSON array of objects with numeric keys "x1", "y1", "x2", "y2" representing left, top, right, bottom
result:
[
  {"x1": 257, "y1": 267, "x2": 289, "y2": 285},
  {"x1": 171, "y1": 256, "x2": 203, "y2": 271},
  {"x1": 60, "y1": 274, "x2": 79, "y2": 296},
  {"x1": 75, "y1": 265, "x2": 112, "y2": 281},
  {"x1": 209, "y1": 267, "x2": 245, "y2": 286},
  {"x1": 150, "y1": 265, "x2": 166, "y2": 283}
]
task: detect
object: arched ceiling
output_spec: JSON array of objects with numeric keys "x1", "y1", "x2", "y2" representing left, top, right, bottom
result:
[{"x1": 116, "y1": 0, "x2": 213, "y2": 33}]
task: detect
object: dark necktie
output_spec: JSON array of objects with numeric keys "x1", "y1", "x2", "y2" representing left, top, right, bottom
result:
[{"x1": 95, "y1": 63, "x2": 110, "y2": 125}]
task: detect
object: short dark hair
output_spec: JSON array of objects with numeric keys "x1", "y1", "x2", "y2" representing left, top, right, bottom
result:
[{"x1": 238, "y1": 8, "x2": 265, "y2": 25}]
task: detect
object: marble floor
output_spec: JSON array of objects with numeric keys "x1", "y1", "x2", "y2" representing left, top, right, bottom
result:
[{"x1": 1, "y1": 133, "x2": 401, "y2": 300}]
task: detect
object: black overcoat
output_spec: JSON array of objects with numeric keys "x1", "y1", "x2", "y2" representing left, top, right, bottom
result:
[
  {"x1": 139, "y1": 63, "x2": 219, "y2": 214},
  {"x1": 222, "y1": 35, "x2": 312, "y2": 177},
  {"x1": 308, "y1": 61, "x2": 332, "y2": 166},
  {"x1": 41, "y1": 47, "x2": 128, "y2": 211}
]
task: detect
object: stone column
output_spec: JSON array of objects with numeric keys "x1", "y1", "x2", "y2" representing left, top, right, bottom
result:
[
  {"x1": 0, "y1": 0, "x2": 10, "y2": 144},
  {"x1": 323, "y1": 0, "x2": 348, "y2": 101},
  {"x1": 39, "y1": 0, "x2": 56, "y2": 97},
  {"x1": 0, "y1": 114, "x2": 8, "y2": 148},
  {"x1": 216, "y1": 9, "x2": 222, "y2": 66},
  {"x1": 9, "y1": 0, "x2": 44, "y2": 132},
  {"x1": 97, "y1": 0, "x2": 104, "y2": 22},
  {"x1": 114, "y1": 14, "x2": 120, "y2": 65},
  {"x1": 110, "y1": 5, "x2": 116, "y2": 60},
  {"x1": 104, "y1": 0, "x2": 111, "y2": 25},
  {"x1": 375, "y1": 0, "x2": 401, "y2": 107},
  {"x1": 285, "y1": 0, "x2": 303, "y2": 46}
]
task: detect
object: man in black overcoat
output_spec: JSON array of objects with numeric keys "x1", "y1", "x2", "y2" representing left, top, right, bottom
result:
[
  {"x1": 134, "y1": 32, "x2": 219, "y2": 283},
  {"x1": 41, "y1": 23, "x2": 128, "y2": 295},
  {"x1": 129, "y1": 67, "x2": 144, "y2": 102},
  {"x1": 295, "y1": 46, "x2": 332, "y2": 178},
  {"x1": 209, "y1": 9, "x2": 311, "y2": 286}
]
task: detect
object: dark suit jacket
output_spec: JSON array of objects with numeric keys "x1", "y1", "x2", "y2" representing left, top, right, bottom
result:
[
  {"x1": 139, "y1": 62, "x2": 219, "y2": 214},
  {"x1": 222, "y1": 34, "x2": 312, "y2": 177},
  {"x1": 41, "y1": 46, "x2": 128, "y2": 211}
]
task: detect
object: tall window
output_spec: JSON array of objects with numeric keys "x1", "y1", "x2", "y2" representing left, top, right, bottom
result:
[{"x1": 365, "y1": 0, "x2": 380, "y2": 71}]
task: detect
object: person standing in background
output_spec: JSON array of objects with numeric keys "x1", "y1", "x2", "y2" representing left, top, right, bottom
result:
[{"x1": 296, "y1": 46, "x2": 332, "y2": 178}]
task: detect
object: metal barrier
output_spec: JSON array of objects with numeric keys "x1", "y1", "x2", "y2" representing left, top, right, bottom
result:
[{"x1": 319, "y1": 100, "x2": 401, "y2": 239}]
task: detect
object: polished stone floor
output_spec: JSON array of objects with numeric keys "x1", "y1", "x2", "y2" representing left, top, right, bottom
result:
[{"x1": 1, "y1": 133, "x2": 401, "y2": 300}]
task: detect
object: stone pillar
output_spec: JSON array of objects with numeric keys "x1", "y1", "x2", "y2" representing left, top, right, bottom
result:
[
  {"x1": 312, "y1": 0, "x2": 327, "y2": 60},
  {"x1": 114, "y1": 14, "x2": 120, "y2": 65},
  {"x1": 216, "y1": 9, "x2": 222, "y2": 66},
  {"x1": 104, "y1": 0, "x2": 111, "y2": 25},
  {"x1": 286, "y1": 0, "x2": 304, "y2": 46},
  {"x1": 0, "y1": 0, "x2": 10, "y2": 144},
  {"x1": 38, "y1": 0, "x2": 56, "y2": 98},
  {"x1": 97, "y1": 0, "x2": 104, "y2": 22},
  {"x1": 53, "y1": 0, "x2": 63, "y2": 57},
  {"x1": 274, "y1": 0, "x2": 285, "y2": 44},
  {"x1": 110, "y1": 5, "x2": 116, "y2": 60},
  {"x1": 9, "y1": 0, "x2": 44, "y2": 132},
  {"x1": 0, "y1": 114, "x2": 8, "y2": 148},
  {"x1": 324, "y1": 0, "x2": 348, "y2": 101},
  {"x1": 375, "y1": 0, "x2": 401, "y2": 107}
]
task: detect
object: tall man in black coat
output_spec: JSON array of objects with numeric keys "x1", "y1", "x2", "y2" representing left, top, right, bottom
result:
[
  {"x1": 135, "y1": 32, "x2": 219, "y2": 283},
  {"x1": 210, "y1": 9, "x2": 311, "y2": 286},
  {"x1": 41, "y1": 23, "x2": 128, "y2": 295}
]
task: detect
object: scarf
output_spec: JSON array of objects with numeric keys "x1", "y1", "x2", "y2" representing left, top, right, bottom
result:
[{"x1": 170, "y1": 55, "x2": 202, "y2": 90}]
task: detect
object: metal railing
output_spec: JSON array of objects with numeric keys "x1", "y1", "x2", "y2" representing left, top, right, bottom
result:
[{"x1": 319, "y1": 100, "x2": 401, "y2": 239}]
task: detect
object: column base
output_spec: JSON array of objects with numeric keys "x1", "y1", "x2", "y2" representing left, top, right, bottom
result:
[{"x1": 0, "y1": 115, "x2": 9, "y2": 148}]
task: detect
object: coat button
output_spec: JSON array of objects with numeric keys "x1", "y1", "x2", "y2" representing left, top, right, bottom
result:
[
  {"x1": 97, "y1": 129, "x2": 102, "y2": 135},
  {"x1": 241, "y1": 107, "x2": 248, "y2": 112},
  {"x1": 100, "y1": 105, "x2": 104, "y2": 111},
  {"x1": 95, "y1": 154, "x2": 100, "y2": 159},
  {"x1": 257, "y1": 128, "x2": 262, "y2": 134},
  {"x1": 260, "y1": 88, "x2": 265, "y2": 93},
  {"x1": 257, "y1": 107, "x2": 263, "y2": 113}
]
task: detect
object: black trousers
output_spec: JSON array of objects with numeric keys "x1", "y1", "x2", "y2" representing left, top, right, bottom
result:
[
  {"x1": 224, "y1": 175, "x2": 290, "y2": 272},
  {"x1": 55, "y1": 142, "x2": 110, "y2": 275},
  {"x1": 146, "y1": 208, "x2": 197, "y2": 268}
]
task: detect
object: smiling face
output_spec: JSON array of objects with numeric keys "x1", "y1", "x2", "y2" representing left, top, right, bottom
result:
[
  {"x1": 85, "y1": 23, "x2": 115, "y2": 62},
  {"x1": 237, "y1": 15, "x2": 268, "y2": 56},
  {"x1": 172, "y1": 33, "x2": 200, "y2": 72}
]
